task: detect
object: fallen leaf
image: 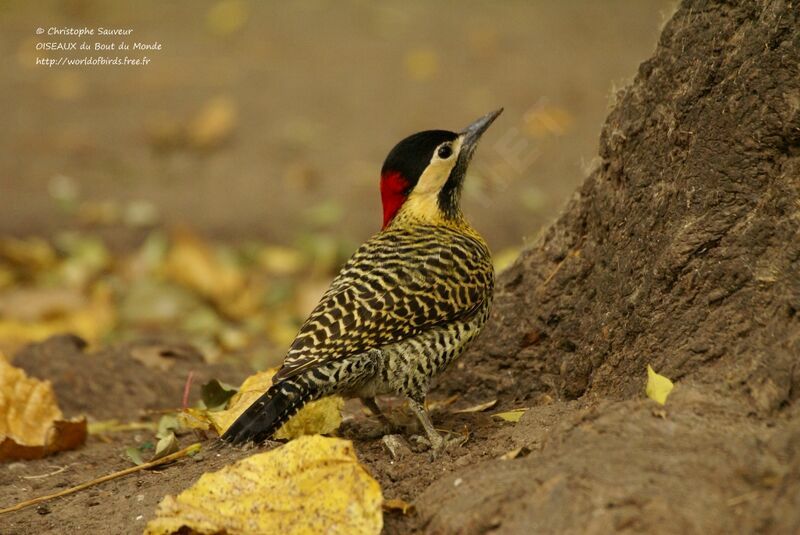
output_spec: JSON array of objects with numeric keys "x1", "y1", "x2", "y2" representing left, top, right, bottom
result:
[
  {"x1": 54, "y1": 232, "x2": 111, "y2": 288},
  {"x1": 180, "y1": 369, "x2": 343, "y2": 440},
  {"x1": 125, "y1": 445, "x2": 146, "y2": 466},
  {"x1": 206, "y1": 0, "x2": 249, "y2": 36},
  {"x1": 499, "y1": 446, "x2": 531, "y2": 460},
  {"x1": 118, "y1": 279, "x2": 206, "y2": 326},
  {"x1": 218, "y1": 327, "x2": 250, "y2": 352},
  {"x1": 152, "y1": 432, "x2": 180, "y2": 461},
  {"x1": 163, "y1": 230, "x2": 241, "y2": 299},
  {"x1": 492, "y1": 408, "x2": 529, "y2": 423},
  {"x1": 187, "y1": 96, "x2": 238, "y2": 150},
  {"x1": 0, "y1": 287, "x2": 86, "y2": 322},
  {"x1": 493, "y1": 247, "x2": 522, "y2": 273},
  {"x1": 426, "y1": 394, "x2": 460, "y2": 411},
  {"x1": 0, "y1": 236, "x2": 58, "y2": 271},
  {"x1": 453, "y1": 399, "x2": 497, "y2": 414},
  {"x1": 383, "y1": 498, "x2": 415, "y2": 515},
  {"x1": 0, "y1": 266, "x2": 15, "y2": 291},
  {"x1": 0, "y1": 359, "x2": 86, "y2": 461},
  {"x1": 88, "y1": 420, "x2": 157, "y2": 435},
  {"x1": 646, "y1": 365, "x2": 674, "y2": 405},
  {"x1": 145, "y1": 435, "x2": 383, "y2": 535},
  {"x1": 47, "y1": 175, "x2": 80, "y2": 214},
  {"x1": 200, "y1": 379, "x2": 237, "y2": 410},
  {"x1": 157, "y1": 414, "x2": 180, "y2": 439},
  {"x1": 76, "y1": 200, "x2": 122, "y2": 226},
  {"x1": 257, "y1": 245, "x2": 306, "y2": 276},
  {"x1": 0, "y1": 283, "x2": 115, "y2": 354}
]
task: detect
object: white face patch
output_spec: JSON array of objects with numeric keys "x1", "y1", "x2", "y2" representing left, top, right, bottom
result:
[{"x1": 400, "y1": 136, "x2": 464, "y2": 222}]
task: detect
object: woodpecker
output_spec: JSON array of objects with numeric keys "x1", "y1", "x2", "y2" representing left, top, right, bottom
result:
[{"x1": 222, "y1": 109, "x2": 501, "y2": 454}]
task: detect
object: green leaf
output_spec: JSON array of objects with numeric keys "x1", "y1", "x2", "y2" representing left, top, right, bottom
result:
[
  {"x1": 156, "y1": 414, "x2": 180, "y2": 440},
  {"x1": 152, "y1": 432, "x2": 180, "y2": 461},
  {"x1": 125, "y1": 446, "x2": 145, "y2": 466},
  {"x1": 201, "y1": 379, "x2": 237, "y2": 410}
]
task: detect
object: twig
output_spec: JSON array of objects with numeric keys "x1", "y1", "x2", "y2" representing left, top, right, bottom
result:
[
  {"x1": 21, "y1": 465, "x2": 68, "y2": 480},
  {"x1": 182, "y1": 371, "x2": 195, "y2": 410},
  {"x1": 0, "y1": 442, "x2": 201, "y2": 516}
]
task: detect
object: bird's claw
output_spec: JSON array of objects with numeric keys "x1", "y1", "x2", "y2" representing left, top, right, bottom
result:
[{"x1": 410, "y1": 430, "x2": 465, "y2": 459}]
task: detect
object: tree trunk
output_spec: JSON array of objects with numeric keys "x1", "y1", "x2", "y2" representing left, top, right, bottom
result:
[{"x1": 420, "y1": 1, "x2": 800, "y2": 532}]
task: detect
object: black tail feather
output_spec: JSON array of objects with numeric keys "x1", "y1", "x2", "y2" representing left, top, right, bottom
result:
[{"x1": 220, "y1": 382, "x2": 308, "y2": 445}]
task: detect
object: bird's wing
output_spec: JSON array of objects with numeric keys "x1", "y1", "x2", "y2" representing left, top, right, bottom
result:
[{"x1": 273, "y1": 227, "x2": 493, "y2": 381}]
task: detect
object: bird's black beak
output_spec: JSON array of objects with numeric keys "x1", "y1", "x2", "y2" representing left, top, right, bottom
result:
[
  {"x1": 438, "y1": 108, "x2": 503, "y2": 219},
  {"x1": 459, "y1": 108, "x2": 503, "y2": 159}
]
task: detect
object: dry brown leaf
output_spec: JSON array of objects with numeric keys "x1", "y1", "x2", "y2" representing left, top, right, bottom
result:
[
  {"x1": 0, "y1": 359, "x2": 86, "y2": 461},
  {"x1": 426, "y1": 394, "x2": 460, "y2": 411},
  {"x1": 453, "y1": 399, "x2": 497, "y2": 414},
  {"x1": 146, "y1": 436, "x2": 382, "y2": 535}
]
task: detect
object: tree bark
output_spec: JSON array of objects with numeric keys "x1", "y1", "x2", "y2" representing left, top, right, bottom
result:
[{"x1": 421, "y1": 1, "x2": 800, "y2": 532}]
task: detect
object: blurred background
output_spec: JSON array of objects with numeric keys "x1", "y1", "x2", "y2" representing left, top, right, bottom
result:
[{"x1": 0, "y1": 0, "x2": 674, "y2": 369}]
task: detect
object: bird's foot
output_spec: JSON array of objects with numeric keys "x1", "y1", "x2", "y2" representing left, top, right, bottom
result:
[{"x1": 409, "y1": 429, "x2": 467, "y2": 460}]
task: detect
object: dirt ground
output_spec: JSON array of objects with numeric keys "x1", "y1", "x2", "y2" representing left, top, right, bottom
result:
[
  {"x1": 5, "y1": 1, "x2": 800, "y2": 534},
  {"x1": 0, "y1": 335, "x2": 522, "y2": 534}
]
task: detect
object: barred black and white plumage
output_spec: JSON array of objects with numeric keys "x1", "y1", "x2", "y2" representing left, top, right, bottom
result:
[{"x1": 222, "y1": 109, "x2": 502, "y2": 454}]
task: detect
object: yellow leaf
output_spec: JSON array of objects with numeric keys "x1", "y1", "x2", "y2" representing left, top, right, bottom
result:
[
  {"x1": 87, "y1": 420, "x2": 157, "y2": 435},
  {"x1": 0, "y1": 283, "x2": 115, "y2": 355},
  {"x1": 493, "y1": 247, "x2": 522, "y2": 273},
  {"x1": 187, "y1": 96, "x2": 238, "y2": 150},
  {"x1": 206, "y1": 0, "x2": 249, "y2": 36},
  {"x1": 180, "y1": 369, "x2": 343, "y2": 440},
  {"x1": 0, "y1": 359, "x2": 86, "y2": 460},
  {"x1": 499, "y1": 446, "x2": 530, "y2": 461},
  {"x1": 0, "y1": 236, "x2": 58, "y2": 271},
  {"x1": 646, "y1": 365, "x2": 674, "y2": 405},
  {"x1": 258, "y1": 245, "x2": 306, "y2": 276},
  {"x1": 145, "y1": 435, "x2": 383, "y2": 535},
  {"x1": 382, "y1": 498, "x2": 415, "y2": 515},
  {"x1": 162, "y1": 230, "x2": 259, "y2": 319},
  {"x1": 492, "y1": 408, "x2": 528, "y2": 423}
]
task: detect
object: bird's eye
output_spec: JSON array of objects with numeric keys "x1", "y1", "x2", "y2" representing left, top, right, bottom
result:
[{"x1": 437, "y1": 145, "x2": 453, "y2": 159}]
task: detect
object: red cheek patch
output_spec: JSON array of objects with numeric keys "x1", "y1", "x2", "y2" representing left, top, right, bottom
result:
[{"x1": 380, "y1": 171, "x2": 410, "y2": 229}]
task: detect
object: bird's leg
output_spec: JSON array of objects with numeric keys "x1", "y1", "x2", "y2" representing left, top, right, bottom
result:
[{"x1": 408, "y1": 398, "x2": 447, "y2": 457}]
